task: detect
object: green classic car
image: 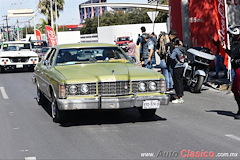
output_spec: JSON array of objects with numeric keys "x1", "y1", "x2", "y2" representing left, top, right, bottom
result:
[{"x1": 33, "y1": 43, "x2": 169, "y2": 123}]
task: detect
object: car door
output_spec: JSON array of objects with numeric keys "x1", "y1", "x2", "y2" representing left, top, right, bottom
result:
[{"x1": 37, "y1": 48, "x2": 56, "y2": 98}]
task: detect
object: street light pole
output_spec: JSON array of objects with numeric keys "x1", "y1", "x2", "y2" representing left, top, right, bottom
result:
[
  {"x1": 50, "y1": 0, "x2": 54, "y2": 28},
  {"x1": 55, "y1": 0, "x2": 58, "y2": 43}
]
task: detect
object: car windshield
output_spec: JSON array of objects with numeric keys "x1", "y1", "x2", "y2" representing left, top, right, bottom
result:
[
  {"x1": 2, "y1": 43, "x2": 31, "y2": 51},
  {"x1": 41, "y1": 47, "x2": 50, "y2": 53},
  {"x1": 56, "y1": 47, "x2": 131, "y2": 65},
  {"x1": 117, "y1": 37, "x2": 130, "y2": 41}
]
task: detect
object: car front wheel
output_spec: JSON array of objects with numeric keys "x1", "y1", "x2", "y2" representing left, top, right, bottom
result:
[
  {"x1": 51, "y1": 94, "x2": 64, "y2": 123},
  {"x1": 36, "y1": 87, "x2": 48, "y2": 105}
]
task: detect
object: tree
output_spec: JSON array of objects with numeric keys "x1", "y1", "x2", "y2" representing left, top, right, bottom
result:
[
  {"x1": 38, "y1": 0, "x2": 65, "y2": 25},
  {"x1": 37, "y1": 18, "x2": 48, "y2": 33}
]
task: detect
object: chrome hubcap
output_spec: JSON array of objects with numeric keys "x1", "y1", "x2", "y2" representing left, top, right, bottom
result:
[
  {"x1": 37, "y1": 89, "x2": 40, "y2": 102},
  {"x1": 51, "y1": 101, "x2": 56, "y2": 118}
]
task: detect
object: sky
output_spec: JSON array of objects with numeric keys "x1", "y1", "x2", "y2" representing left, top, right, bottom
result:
[{"x1": 0, "y1": 0, "x2": 147, "y2": 27}]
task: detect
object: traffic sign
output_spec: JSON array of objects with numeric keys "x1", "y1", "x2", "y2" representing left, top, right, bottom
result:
[
  {"x1": 147, "y1": 11, "x2": 159, "y2": 22},
  {"x1": 14, "y1": 28, "x2": 21, "y2": 31}
]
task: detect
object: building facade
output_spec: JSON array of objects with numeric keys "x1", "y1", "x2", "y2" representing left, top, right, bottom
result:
[
  {"x1": 79, "y1": 0, "x2": 107, "y2": 23},
  {"x1": 79, "y1": 0, "x2": 157, "y2": 23}
]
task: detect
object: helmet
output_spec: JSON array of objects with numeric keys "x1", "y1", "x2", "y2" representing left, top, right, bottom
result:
[{"x1": 228, "y1": 25, "x2": 240, "y2": 35}]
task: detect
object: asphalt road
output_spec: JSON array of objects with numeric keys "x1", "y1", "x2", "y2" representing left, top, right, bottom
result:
[{"x1": 0, "y1": 71, "x2": 239, "y2": 160}]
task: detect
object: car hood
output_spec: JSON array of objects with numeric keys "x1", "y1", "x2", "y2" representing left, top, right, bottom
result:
[
  {"x1": 0, "y1": 51, "x2": 38, "y2": 57},
  {"x1": 54, "y1": 63, "x2": 161, "y2": 83}
]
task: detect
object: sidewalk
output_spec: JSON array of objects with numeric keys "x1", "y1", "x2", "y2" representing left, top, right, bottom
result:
[{"x1": 206, "y1": 71, "x2": 232, "y2": 93}]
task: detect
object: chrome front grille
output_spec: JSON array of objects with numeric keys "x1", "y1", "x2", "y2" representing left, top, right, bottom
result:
[
  {"x1": 10, "y1": 57, "x2": 29, "y2": 63},
  {"x1": 66, "y1": 80, "x2": 165, "y2": 96},
  {"x1": 98, "y1": 81, "x2": 130, "y2": 95}
]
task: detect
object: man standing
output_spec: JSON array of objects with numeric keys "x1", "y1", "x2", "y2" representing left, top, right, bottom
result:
[
  {"x1": 141, "y1": 33, "x2": 155, "y2": 69},
  {"x1": 211, "y1": 36, "x2": 228, "y2": 79},
  {"x1": 138, "y1": 26, "x2": 147, "y2": 64},
  {"x1": 167, "y1": 30, "x2": 183, "y2": 53},
  {"x1": 126, "y1": 38, "x2": 136, "y2": 62},
  {"x1": 166, "y1": 30, "x2": 183, "y2": 76},
  {"x1": 223, "y1": 25, "x2": 240, "y2": 119}
]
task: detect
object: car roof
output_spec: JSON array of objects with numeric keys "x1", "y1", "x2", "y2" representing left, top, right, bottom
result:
[
  {"x1": 3, "y1": 41, "x2": 31, "y2": 44},
  {"x1": 30, "y1": 40, "x2": 47, "y2": 42},
  {"x1": 55, "y1": 43, "x2": 117, "y2": 49}
]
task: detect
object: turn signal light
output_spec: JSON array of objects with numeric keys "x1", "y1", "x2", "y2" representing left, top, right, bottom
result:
[{"x1": 59, "y1": 85, "x2": 66, "y2": 98}]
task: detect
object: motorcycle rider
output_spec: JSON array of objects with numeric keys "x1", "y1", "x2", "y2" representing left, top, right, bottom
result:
[{"x1": 222, "y1": 25, "x2": 240, "y2": 119}]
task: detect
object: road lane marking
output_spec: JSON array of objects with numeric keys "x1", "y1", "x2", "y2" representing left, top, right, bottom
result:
[
  {"x1": 0, "y1": 87, "x2": 9, "y2": 99},
  {"x1": 225, "y1": 134, "x2": 240, "y2": 141},
  {"x1": 25, "y1": 157, "x2": 36, "y2": 160}
]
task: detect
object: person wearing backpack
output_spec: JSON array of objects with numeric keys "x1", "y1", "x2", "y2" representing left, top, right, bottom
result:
[{"x1": 170, "y1": 39, "x2": 186, "y2": 104}]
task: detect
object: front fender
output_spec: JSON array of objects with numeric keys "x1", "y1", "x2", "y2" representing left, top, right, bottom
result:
[{"x1": 194, "y1": 70, "x2": 206, "y2": 76}]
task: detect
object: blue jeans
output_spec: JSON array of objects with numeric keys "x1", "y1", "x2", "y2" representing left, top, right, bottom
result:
[
  {"x1": 144, "y1": 57, "x2": 156, "y2": 69},
  {"x1": 156, "y1": 60, "x2": 173, "y2": 89},
  {"x1": 231, "y1": 68, "x2": 235, "y2": 83},
  {"x1": 215, "y1": 55, "x2": 227, "y2": 77}
]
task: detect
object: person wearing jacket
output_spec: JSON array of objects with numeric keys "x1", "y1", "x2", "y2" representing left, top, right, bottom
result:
[
  {"x1": 223, "y1": 25, "x2": 240, "y2": 119},
  {"x1": 170, "y1": 39, "x2": 186, "y2": 104},
  {"x1": 141, "y1": 33, "x2": 156, "y2": 69}
]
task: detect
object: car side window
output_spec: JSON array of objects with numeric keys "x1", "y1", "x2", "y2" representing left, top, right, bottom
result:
[{"x1": 44, "y1": 48, "x2": 56, "y2": 66}]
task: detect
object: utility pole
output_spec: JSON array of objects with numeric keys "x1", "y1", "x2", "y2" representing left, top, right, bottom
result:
[
  {"x1": 50, "y1": 0, "x2": 54, "y2": 28},
  {"x1": 16, "y1": 19, "x2": 19, "y2": 40},
  {"x1": 55, "y1": 0, "x2": 58, "y2": 43},
  {"x1": 2, "y1": 15, "x2": 10, "y2": 41},
  {"x1": 0, "y1": 23, "x2": 4, "y2": 41}
]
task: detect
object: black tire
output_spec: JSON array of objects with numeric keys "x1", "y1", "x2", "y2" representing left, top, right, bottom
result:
[
  {"x1": 29, "y1": 66, "x2": 35, "y2": 72},
  {"x1": 138, "y1": 108, "x2": 156, "y2": 118},
  {"x1": 190, "y1": 75, "x2": 204, "y2": 93},
  {"x1": 37, "y1": 87, "x2": 48, "y2": 105},
  {"x1": 0, "y1": 66, "x2": 4, "y2": 73},
  {"x1": 51, "y1": 93, "x2": 64, "y2": 123}
]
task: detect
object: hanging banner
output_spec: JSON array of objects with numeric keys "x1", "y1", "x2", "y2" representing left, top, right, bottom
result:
[
  {"x1": 214, "y1": 0, "x2": 229, "y2": 68},
  {"x1": 34, "y1": 29, "x2": 42, "y2": 41},
  {"x1": 45, "y1": 25, "x2": 57, "y2": 47}
]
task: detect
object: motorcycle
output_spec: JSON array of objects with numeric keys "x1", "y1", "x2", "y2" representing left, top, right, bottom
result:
[{"x1": 183, "y1": 47, "x2": 215, "y2": 93}]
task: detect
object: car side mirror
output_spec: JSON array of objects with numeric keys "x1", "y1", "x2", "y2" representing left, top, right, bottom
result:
[{"x1": 44, "y1": 60, "x2": 50, "y2": 66}]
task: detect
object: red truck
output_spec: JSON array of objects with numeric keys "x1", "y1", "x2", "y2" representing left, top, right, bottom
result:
[{"x1": 115, "y1": 36, "x2": 131, "y2": 51}]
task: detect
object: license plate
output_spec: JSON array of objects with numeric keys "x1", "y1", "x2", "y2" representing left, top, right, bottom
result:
[
  {"x1": 16, "y1": 64, "x2": 23, "y2": 68},
  {"x1": 143, "y1": 100, "x2": 160, "y2": 109}
]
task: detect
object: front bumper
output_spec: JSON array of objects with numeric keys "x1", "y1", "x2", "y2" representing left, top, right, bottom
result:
[
  {"x1": 0, "y1": 64, "x2": 36, "y2": 70},
  {"x1": 57, "y1": 95, "x2": 170, "y2": 110}
]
